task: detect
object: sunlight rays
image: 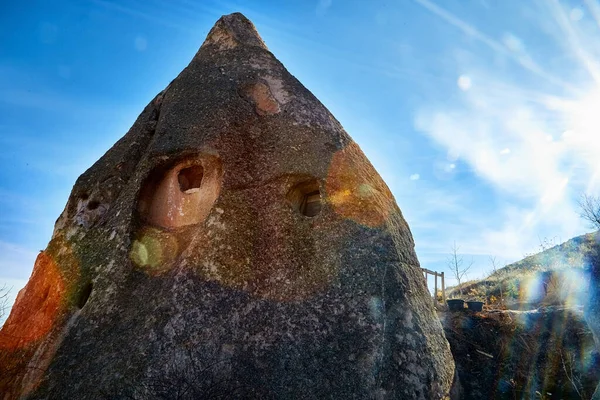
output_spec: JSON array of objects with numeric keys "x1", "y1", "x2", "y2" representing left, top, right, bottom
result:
[
  {"x1": 414, "y1": 0, "x2": 600, "y2": 260},
  {"x1": 413, "y1": 0, "x2": 577, "y2": 92},
  {"x1": 545, "y1": 0, "x2": 600, "y2": 84}
]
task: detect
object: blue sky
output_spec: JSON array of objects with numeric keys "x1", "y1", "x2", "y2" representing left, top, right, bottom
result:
[{"x1": 2, "y1": 0, "x2": 599, "y2": 318}]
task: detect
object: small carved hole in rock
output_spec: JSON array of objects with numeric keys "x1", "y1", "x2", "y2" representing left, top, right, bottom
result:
[
  {"x1": 137, "y1": 156, "x2": 221, "y2": 229},
  {"x1": 78, "y1": 282, "x2": 93, "y2": 309},
  {"x1": 80, "y1": 193, "x2": 89, "y2": 201},
  {"x1": 178, "y1": 165, "x2": 204, "y2": 193},
  {"x1": 87, "y1": 200, "x2": 100, "y2": 210},
  {"x1": 287, "y1": 180, "x2": 322, "y2": 217},
  {"x1": 301, "y1": 190, "x2": 321, "y2": 217}
]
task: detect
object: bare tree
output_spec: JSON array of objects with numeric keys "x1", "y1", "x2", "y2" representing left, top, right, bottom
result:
[
  {"x1": 0, "y1": 284, "x2": 10, "y2": 323},
  {"x1": 578, "y1": 194, "x2": 600, "y2": 230},
  {"x1": 447, "y1": 242, "x2": 473, "y2": 297}
]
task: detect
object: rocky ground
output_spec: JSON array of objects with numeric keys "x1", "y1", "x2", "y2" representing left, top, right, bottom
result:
[{"x1": 442, "y1": 306, "x2": 600, "y2": 399}]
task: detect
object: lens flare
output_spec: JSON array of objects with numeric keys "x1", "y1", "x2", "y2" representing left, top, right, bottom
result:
[
  {"x1": 0, "y1": 252, "x2": 66, "y2": 349},
  {"x1": 130, "y1": 227, "x2": 179, "y2": 274},
  {"x1": 326, "y1": 143, "x2": 395, "y2": 228}
]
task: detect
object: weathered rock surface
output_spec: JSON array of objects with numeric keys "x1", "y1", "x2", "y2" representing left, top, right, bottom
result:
[
  {"x1": 584, "y1": 232, "x2": 600, "y2": 399},
  {"x1": 0, "y1": 13, "x2": 454, "y2": 399},
  {"x1": 444, "y1": 307, "x2": 600, "y2": 399}
]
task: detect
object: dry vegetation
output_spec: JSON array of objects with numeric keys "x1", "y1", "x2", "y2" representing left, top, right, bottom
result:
[
  {"x1": 440, "y1": 225, "x2": 600, "y2": 398},
  {"x1": 443, "y1": 307, "x2": 600, "y2": 399},
  {"x1": 441, "y1": 232, "x2": 599, "y2": 309}
]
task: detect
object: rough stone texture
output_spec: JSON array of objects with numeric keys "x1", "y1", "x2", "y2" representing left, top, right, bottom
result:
[
  {"x1": 445, "y1": 307, "x2": 600, "y2": 399},
  {"x1": 0, "y1": 13, "x2": 454, "y2": 399},
  {"x1": 584, "y1": 232, "x2": 600, "y2": 399}
]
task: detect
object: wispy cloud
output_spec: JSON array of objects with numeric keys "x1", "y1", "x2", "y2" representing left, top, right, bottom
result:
[
  {"x1": 0, "y1": 63, "x2": 126, "y2": 119},
  {"x1": 90, "y1": 0, "x2": 196, "y2": 33},
  {"x1": 413, "y1": 0, "x2": 577, "y2": 92},
  {"x1": 413, "y1": 0, "x2": 599, "y2": 263}
]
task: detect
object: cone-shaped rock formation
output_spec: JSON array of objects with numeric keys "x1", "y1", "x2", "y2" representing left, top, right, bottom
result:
[{"x1": 0, "y1": 13, "x2": 454, "y2": 399}]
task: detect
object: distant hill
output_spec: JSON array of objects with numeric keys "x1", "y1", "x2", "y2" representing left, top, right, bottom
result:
[
  {"x1": 446, "y1": 231, "x2": 599, "y2": 307},
  {"x1": 493, "y1": 232, "x2": 599, "y2": 276}
]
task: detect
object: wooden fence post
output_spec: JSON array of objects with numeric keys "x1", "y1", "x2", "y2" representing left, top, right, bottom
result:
[
  {"x1": 441, "y1": 271, "x2": 446, "y2": 304},
  {"x1": 434, "y1": 273, "x2": 438, "y2": 306},
  {"x1": 421, "y1": 268, "x2": 446, "y2": 307}
]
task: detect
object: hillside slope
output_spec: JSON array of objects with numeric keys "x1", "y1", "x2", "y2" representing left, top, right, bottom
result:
[
  {"x1": 498, "y1": 232, "x2": 598, "y2": 276},
  {"x1": 447, "y1": 231, "x2": 599, "y2": 308}
]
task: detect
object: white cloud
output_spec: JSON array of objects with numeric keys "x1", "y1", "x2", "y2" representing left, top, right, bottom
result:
[
  {"x1": 570, "y1": 8, "x2": 584, "y2": 22},
  {"x1": 410, "y1": 173, "x2": 420, "y2": 180},
  {"x1": 412, "y1": 0, "x2": 600, "y2": 267},
  {"x1": 415, "y1": 67, "x2": 599, "y2": 201},
  {"x1": 502, "y1": 33, "x2": 523, "y2": 52},
  {"x1": 457, "y1": 75, "x2": 472, "y2": 91}
]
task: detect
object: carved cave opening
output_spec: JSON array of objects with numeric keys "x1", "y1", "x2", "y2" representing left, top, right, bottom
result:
[
  {"x1": 77, "y1": 282, "x2": 93, "y2": 309},
  {"x1": 178, "y1": 165, "x2": 204, "y2": 193},
  {"x1": 288, "y1": 180, "x2": 322, "y2": 217},
  {"x1": 137, "y1": 156, "x2": 222, "y2": 230},
  {"x1": 301, "y1": 190, "x2": 321, "y2": 217}
]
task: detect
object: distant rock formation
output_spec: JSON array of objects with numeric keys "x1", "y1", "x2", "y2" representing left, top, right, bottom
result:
[{"x1": 0, "y1": 13, "x2": 454, "y2": 399}]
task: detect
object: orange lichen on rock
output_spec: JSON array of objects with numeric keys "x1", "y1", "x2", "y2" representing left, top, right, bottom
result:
[
  {"x1": 326, "y1": 142, "x2": 396, "y2": 227},
  {"x1": 240, "y1": 82, "x2": 281, "y2": 115},
  {"x1": 0, "y1": 252, "x2": 66, "y2": 349}
]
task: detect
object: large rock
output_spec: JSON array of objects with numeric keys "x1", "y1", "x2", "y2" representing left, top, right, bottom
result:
[{"x1": 0, "y1": 13, "x2": 454, "y2": 399}]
